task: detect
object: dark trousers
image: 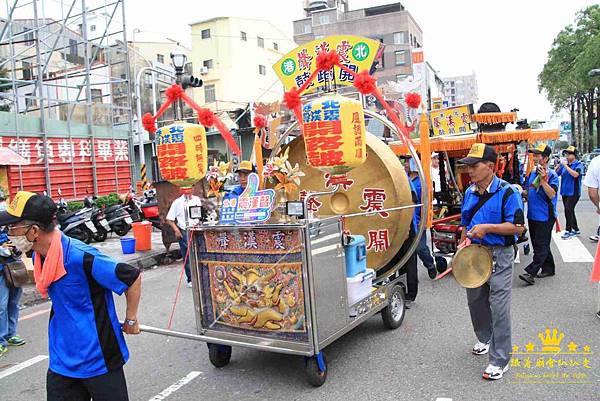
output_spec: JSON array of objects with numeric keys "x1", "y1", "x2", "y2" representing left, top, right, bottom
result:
[
  {"x1": 398, "y1": 226, "x2": 418, "y2": 301},
  {"x1": 47, "y1": 367, "x2": 129, "y2": 401},
  {"x1": 178, "y1": 230, "x2": 191, "y2": 283},
  {"x1": 525, "y1": 219, "x2": 555, "y2": 276},
  {"x1": 416, "y1": 232, "x2": 435, "y2": 269},
  {"x1": 562, "y1": 195, "x2": 580, "y2": 231}
]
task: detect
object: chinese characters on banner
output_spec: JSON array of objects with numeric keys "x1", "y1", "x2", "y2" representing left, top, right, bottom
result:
[
  {"x1": 367, "y1": 229, "x2": 390, "y2": 252},
  {"x1": 302, "y1": 96, "x2": 366, "y2": 175},
  {"x1": 429, "y1": 104, "x2": 475, "y2": 137},
  {"x1": 0, "y1": 136, "x2": 131, "y2": 197},
  {"x1": 274, "y1": 35, "x2": 381, "y2": 93},
  {"x1": 155, "y1": 123, "x2": 207, "y2": 187}
]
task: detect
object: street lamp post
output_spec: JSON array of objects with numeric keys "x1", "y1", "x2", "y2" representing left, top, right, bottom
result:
[{"x1": 170, "y1": 51, "x2": 187, "y2": 120}]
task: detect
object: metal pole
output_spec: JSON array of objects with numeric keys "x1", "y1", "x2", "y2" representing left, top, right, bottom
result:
[
  {"x1": 32, "y1": 0, "x2": 52, "y2": 195},
  {"x1": 80, "y1": 0, "x2": 99, "y2": 195},
  {"x1": 135, "y1": 67, "x2": 176, "y2": 189},
  {"x1": 120, "y1": 0, "x2": 135, "y2": 193}
]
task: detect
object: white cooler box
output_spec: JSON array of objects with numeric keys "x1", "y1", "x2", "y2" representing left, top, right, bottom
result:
[{"x1": 347, "y1": 268, "x2": 375, "y2": 316}]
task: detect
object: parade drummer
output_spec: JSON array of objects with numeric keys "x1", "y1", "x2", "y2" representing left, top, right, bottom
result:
[
  {"x1": 458, "y1": 143, "x2": 525, "y2": 381},
  {"x1": 555, "y1": 145, "x2": 583, "y2": 239},
  {"x1": 518, "y1": 143, "x2": 558, "y2": 285}
]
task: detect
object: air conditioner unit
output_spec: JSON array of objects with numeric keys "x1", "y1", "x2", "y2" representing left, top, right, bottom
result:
[{"x1": 199, "y1": 66, "x2": 209, "y2": 75}]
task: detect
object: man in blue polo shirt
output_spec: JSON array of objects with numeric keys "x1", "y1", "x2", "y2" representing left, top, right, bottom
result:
[
  {"x1": 459, "y1": 143, "x2": 524, "y2": 381},
  {"x1": 556, "y1": 145, "x2": 583, "y2": 239},
  {"x1": 519, "y1": 144, "x2": 559, "y2": 285},
  {"x1": 0, "y1": 191, "x2": 141, "y2": 401}
]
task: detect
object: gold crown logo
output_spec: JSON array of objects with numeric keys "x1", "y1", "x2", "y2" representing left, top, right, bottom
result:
[{"x1": 538, "y1": 328, "x2": 564, "y2": 353}]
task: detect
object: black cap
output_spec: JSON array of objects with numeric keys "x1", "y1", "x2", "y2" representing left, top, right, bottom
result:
[
  {"x1": 528, "y1": 143, "x2": 552, "y2": 158},
  {"x1": 459, "y1": 143, "x2": 498, "y2": 165},
  {"x1": 0, "y1": 191, "x2": 57, "y2": 226}
]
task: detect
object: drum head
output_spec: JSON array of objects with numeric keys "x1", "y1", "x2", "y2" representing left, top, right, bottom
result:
[{"x1": 451, "y1": 244, "x2": 493, "y2": 288}]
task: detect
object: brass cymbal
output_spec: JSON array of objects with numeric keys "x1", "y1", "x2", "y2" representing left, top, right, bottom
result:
[
  {"x1": 282, "y1": 132, "x2": 413, "y2": 275},
  {"x1": 451, "y1": 244, "x2": 493, "y2": 288}
]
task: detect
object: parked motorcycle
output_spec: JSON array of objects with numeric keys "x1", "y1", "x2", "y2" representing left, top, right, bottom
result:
[
  {"x1": 55, "y1": 194, "x2": 97, "y2": 244},
  {"x1": 125, "y1": 188, "x2": 162, "y2": 230},
  {"x1": 83, "y1": 197, "x2": 112, "y2": 242},
  {"x1": 103, "y1": 201, "x2": 133, "y2": 237}
]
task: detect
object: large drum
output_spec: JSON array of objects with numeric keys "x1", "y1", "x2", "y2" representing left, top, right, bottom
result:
[{"x1": 282, "y1": 132, "x2": 414, "y2": 278}]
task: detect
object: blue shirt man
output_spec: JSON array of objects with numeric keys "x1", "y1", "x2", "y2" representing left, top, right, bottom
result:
[
  {"x1": 555, "y1": 145, "x2": 583, "y2": 236},
  {"x1": 0, "y1": 191, "x2": 141, "y2": 400},
  {"x1": 520, "y1": 143, "x2": 559, "y2": 284},
  {"x1": 459, "y1": 143, "x2": 524, "y2": 381}
]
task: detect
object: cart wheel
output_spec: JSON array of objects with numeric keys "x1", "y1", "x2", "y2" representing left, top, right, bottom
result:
[
  {"x1": 207, "y1": 343, "x2": 232, "y2": 368},
  {"x1": 381, "y1": 284, "x2": 405, "y2": 329},
  {"x1": 305, "y1": 352, "x2": 327, "y2": 387}
]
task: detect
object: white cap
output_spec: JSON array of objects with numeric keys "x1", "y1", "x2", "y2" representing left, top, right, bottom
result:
[{"x1": 431, "y1": 152, "x2": 439, "y2": 158}]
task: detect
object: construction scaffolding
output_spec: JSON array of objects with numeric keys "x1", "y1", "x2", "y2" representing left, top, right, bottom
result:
[{"x1": 0, "y1": 0, "x2": 133, "y2": 199}]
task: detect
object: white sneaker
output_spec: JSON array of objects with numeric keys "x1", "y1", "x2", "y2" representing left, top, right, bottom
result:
[
  {"x1": 483, "y1": 363, "x2": 509, "y2": 380},
  {"x1": 187, "y1": 281, "x2": 193, "y2": 288},
  {"x1": 472, "y1": 341, "x2": 490, "y2": 355},
  {"x1": 589, "y1": 235, "x2": 599, "y2": 242}
]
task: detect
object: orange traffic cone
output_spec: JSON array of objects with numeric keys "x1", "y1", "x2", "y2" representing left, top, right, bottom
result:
[{"x1": 591, "y1": 241, "x2": 600, "y2": 282}]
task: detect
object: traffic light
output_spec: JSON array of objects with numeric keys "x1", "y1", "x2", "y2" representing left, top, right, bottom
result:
[{"x1": 181, "y1": 75, "x2": 203, "y2": 89}]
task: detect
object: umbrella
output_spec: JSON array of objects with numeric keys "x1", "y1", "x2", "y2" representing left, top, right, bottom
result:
[{"x1": 0, "y1": 147, "x2": 29, "y2": 165}]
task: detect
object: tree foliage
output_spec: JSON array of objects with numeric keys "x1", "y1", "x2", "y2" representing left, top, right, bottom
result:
[{"x1": 539, "y1": 5, "x2": 600, "y2": 152}]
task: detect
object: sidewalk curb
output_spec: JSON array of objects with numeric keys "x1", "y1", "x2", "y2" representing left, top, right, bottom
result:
[{"x1": 20, "y1": 247, "x2": 182, "y2": 308}]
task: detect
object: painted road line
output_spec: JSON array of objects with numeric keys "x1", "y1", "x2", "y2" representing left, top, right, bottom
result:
[
  {"x1": 148, "y1": 371, "x2": 202, "y2": 401},
  {"x1": 19, "y1": 308, "x2": 51, "y2": 321},
  {"x1": 0, "y1": 355, "x2": 48, "y2": 380},
  {"x1": 311, "y1": 233, "x2": 339, "y2": 245},
  {"x1": 551, "y1": 232, "x2": 594, "y2": 263},
  {"x1": 436, "y1": 398, "x2": 452, "y2": 401}
]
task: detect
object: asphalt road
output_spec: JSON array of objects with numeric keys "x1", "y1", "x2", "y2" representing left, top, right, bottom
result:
[{"x1": 1, "y1": 196, "x2": 599, "y2": 401}]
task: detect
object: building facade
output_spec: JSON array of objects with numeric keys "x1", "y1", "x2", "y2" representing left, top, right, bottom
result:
[
  {"x1": 188, "y1": 17, "x2": 296, "y2": 160},
  {"x1": 293, "y1": 1, "x2": 423, "y2": 87},
  {"x1": 442, "y1": 73, "x2": 478, "y2": 107}
]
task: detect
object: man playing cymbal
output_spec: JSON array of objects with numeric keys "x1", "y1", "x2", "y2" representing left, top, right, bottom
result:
[{"x1": 458, "y1": 143, "x2": 525, "y2": 380}]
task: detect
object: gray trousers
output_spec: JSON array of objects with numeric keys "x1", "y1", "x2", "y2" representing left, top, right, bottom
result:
[{"x1": 466, "y1": 245, "x2": 514, "y2": 367}]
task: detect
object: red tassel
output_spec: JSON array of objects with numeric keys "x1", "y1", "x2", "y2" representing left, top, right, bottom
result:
[
  {"x1": 165, "y1": 84, "x2": 184, "y2": 102},
  {"x1": 353, "y1": 70, "x2": 376, "y2": 95},
  {"x1": 197, "y1": 108, "x2": 216, "y2": 127},
  {"x1": 316, "y1": 50, "x2": 339, "y2": 71},
  {"x1": 406, "y1": 92, "x2": 421, "y2": 109},
  {"x1": 284, "y1": 87, "x2": 302, "y2": 110},
  {"x1": 253, "y1": 115, "x2": 267, "y2": 129},
  {"x1": 141, "y1": 112, "x2": 156, "y2": 134}
]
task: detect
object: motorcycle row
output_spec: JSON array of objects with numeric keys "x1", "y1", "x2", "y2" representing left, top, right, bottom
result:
[{"x1": 55, "y1": 189, "x2": 162, "y2": 244}]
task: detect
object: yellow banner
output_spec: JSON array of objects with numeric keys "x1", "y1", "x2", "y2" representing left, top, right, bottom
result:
[
  {"x1": 429, "y1": 104, "x2": 475, "y2": 137},
  {"x1": 273, "y1": 35, "x2": 381, "y2": 92},
  {"x1": 156, "y1": 122, "x2": 207, "y2": 187}
]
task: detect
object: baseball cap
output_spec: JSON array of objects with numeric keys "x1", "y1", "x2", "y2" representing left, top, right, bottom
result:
[
  {"x1": 235, "y1": 160, "x2": 255, "y2": 173},
  {"x1": 459, "y1": 143, "x2": 498, "y2": 165},
  {"x1": 563, "y1": 146, "x2": 577, "y2": 155},
  {"x1": 431, "y1": 152, "x2": 439, "y2": 158},
  {"x1": 528, "y1": 143, "x2": 552, "y2": 158},
  {"x1": 0, "y1": 191, "x2": 57, "y2": 226}
]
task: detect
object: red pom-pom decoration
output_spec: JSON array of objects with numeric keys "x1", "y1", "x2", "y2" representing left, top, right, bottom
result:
[
  {"x1": 141, "y1": 112, "x2": 156, "y2": 134},
  {"x1": 316, "y1": 50, "x2": 339, "y2": 71},
  {"x1": 406, "y1": 92, "x2": 421, "y2": 109},
  {"x1": 165, "y1": 84, "x2": 184, "y2": 102},
  {"x1": 253, "y1": 115, "x2": 267, "y2": 129},
  {"x1": 283, "y1": 87, "x2": 302, "y2": 111},
  {"x1": 353, "y1": 70, "x2": 376, "y2": 95},
  {"x1": 198, "y1": 108, "x2": 216, "y2": 127}
]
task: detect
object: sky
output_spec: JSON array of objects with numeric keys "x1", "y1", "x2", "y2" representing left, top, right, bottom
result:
[{"x1": 5, "y1": 0, "x2": 596, "y2": 124}]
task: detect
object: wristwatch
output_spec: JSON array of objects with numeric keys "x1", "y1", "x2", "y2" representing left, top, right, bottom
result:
[{"x1": 125, "y1": 318, "x2": 137, "y2": 326}]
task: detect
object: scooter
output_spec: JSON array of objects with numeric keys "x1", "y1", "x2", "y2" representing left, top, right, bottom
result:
[
  {"x1": 125, "y1": 188, "x2": 162, "y2": 230},
  {"x1": 83, "y1": 197, "x2": 112, "y2": 242},
  {"x1": 103, "y1": 201, "x2": 133, "y2": 237},
  {"x1": 55, "y1": 195, "x2": 97, "y2": 244}
]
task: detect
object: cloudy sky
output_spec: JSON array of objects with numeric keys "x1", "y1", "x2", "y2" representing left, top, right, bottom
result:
[{"x1": 6, "y1": 0, "x2": 596, "y2": 123}]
